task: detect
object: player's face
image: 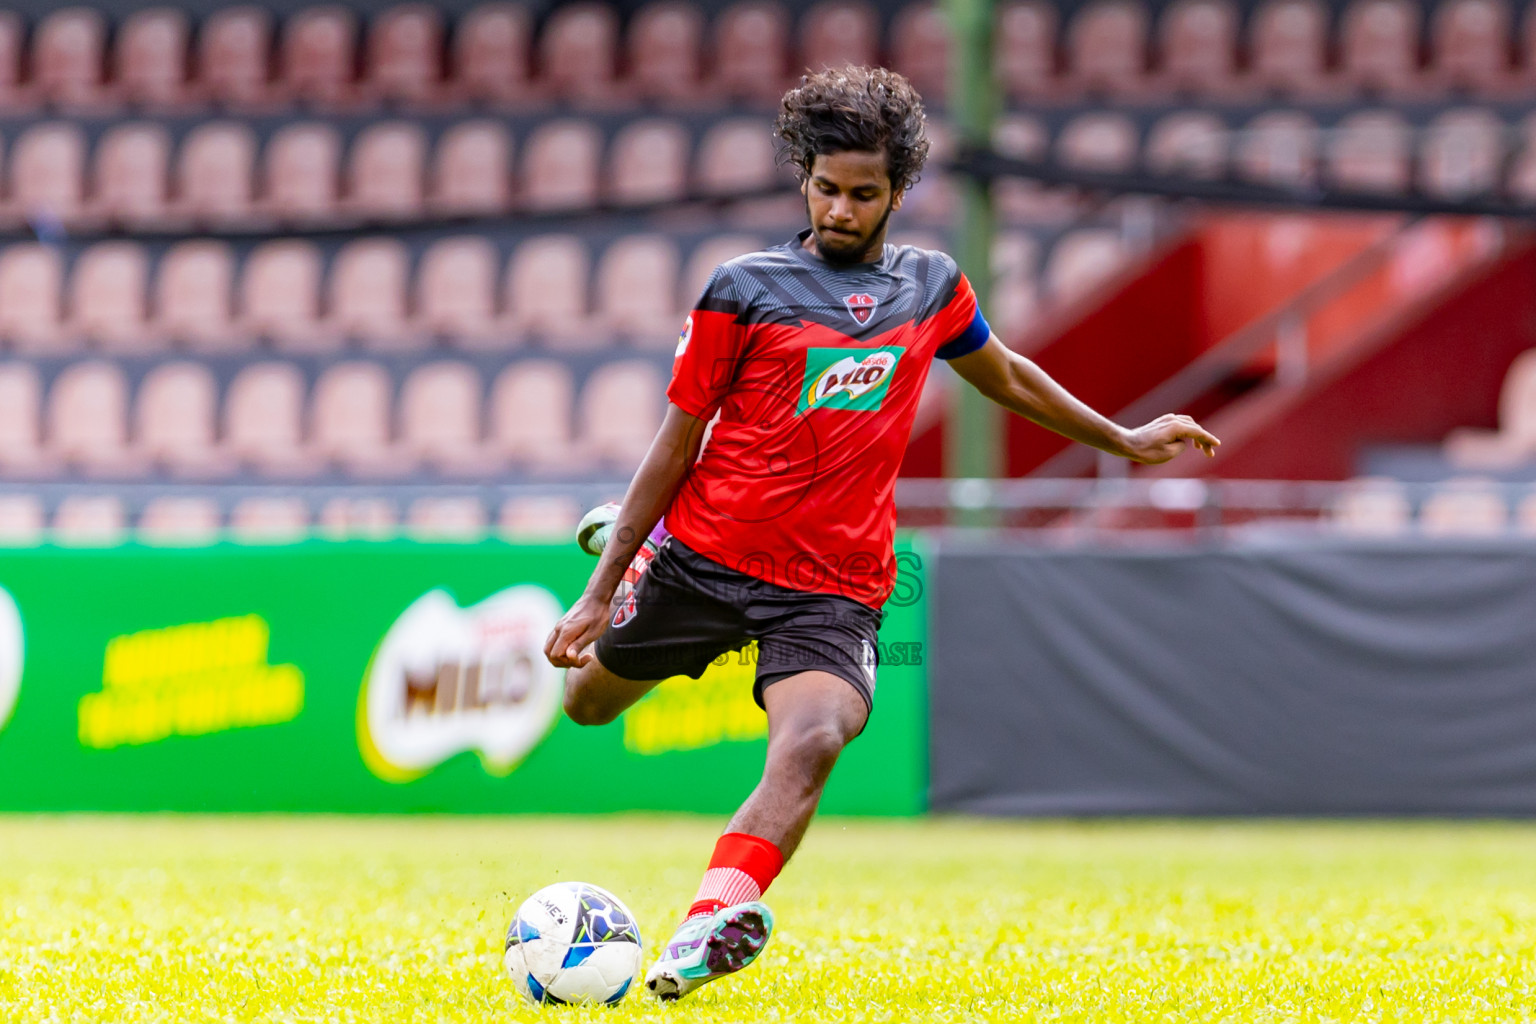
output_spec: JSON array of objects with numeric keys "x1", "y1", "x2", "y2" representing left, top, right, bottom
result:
[{"x1": 802, "y1": 150, "x2": 904, "y2": 265}]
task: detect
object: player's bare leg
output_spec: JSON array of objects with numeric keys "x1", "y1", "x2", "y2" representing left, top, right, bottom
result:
[
  {"x1": 646, "y1": 670, "x2": 867, "y2": 1001},
  {"x1": 562, "y1": 655, "x2": 659, "y2": 726}
]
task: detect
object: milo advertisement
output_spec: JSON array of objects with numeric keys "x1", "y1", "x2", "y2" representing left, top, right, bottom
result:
[{"x1": 0, "y1": 539, "x2": 927, "y2": 814}]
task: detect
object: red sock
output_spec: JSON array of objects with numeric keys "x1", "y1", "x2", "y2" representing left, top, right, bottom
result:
[{"x1": 686, "y1": 832, "x2": 784, "y2": 920}]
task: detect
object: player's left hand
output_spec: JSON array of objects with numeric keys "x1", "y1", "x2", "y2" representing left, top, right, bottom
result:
[
  {"x1": 1123, "y1": 414, "x2": 1221, "y2": 464},
  {"x1": 544, "y1": 594, "x2": 611, "y2": 669}
]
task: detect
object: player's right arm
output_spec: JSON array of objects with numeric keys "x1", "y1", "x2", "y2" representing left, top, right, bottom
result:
[{"x1": 544, "y1": 403, "x2": 710, "y2": 668}]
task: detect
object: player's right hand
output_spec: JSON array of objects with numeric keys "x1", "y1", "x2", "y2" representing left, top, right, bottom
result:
[{"x1": 543, "y1": 595, "x2": 612, "y2": 668}]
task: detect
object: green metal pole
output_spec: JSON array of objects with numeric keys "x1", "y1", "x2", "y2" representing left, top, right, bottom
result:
[{"x1": 942, "y1": 0, "x2": 1000, "y2": 523}]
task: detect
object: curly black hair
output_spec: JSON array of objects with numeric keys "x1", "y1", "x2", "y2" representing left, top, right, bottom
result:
[{"x1": 773, "y1": 66, "x2": 931, "y2": 194}]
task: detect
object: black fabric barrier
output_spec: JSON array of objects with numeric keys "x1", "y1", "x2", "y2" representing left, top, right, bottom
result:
[{"x1": 930, "y1": 537, "x2": 1536, "y2": 815}]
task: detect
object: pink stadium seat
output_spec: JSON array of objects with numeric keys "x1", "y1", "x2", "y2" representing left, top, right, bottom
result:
[
  {"x1": 54, "y1": 495, "x2": 127, "y2": 544},
  {"x1": 175, "y1": 121, "x2": 257, "y2": 225},
  {"x1": 429, "y1": 120, "x2": 512, "y2": 215},
  {"x1": 1066, "y1": 0, "x2": 1149, "y2": 96},
  {"x1": 1420, "y1": 108, "x2": 1504, "y2": 199},
  {"x1": 1236, "y1": 110, "x2": 1320, "y2": 187},
  {"x1": 697, "y1": 117, "x2": 779, "y2": 194},
  {"x1": 1158, "y1": 0, "x2": 1238, "y2": 93},
  {"x1": 681, "y1": 234, "x2": 761, "y2": 305},
  {"x1": 92, "y1": 123, "x2": 171, "y2": 226},
  {"x1": 451, "y1": 2, "x2": 534, "y2": 104},
  {"x1": 139, "y1": 496, "x2": 222, "y2": 545},
  {"x1": 627, "y1": 2, "x2": 705, "y2": 104},
  {"x1": 263, "y1": 122, "x2": 342, "y2": 223},
  {"x1": 990, "y1": 114, "x2": 1069, "y2": 223},
  {"x1": 310, "y1": 361, "x2": 406, "y2": 474},
  {"x1": 490, "y1": 359, "x2": 578, "y2": 469},
  {"x1": 415, "y1": 235, "x2": 503, "y2": 344},
  {"x1": 606, "y1": 119, "x2": 689, "y2": 205},
  {"x1": 1522, "y1": 5, "x2": 1536, "y2": 86},
  {"x1": 711, "y1": 2, "x2": 791, "y2": 105},
  {"x1": 1145, "y1": 111, "x2": 1229, "y2": 179},
  {"x1": 995, "y1": 1, "x2": 1059, "y2": 100},
  {"x1": 988, "y1": 230, "x2": 1041, "y2": 341},
  {"x1": 399, "y1": 361, "x2": 492, "y2": 472},
  {"x1": 1339, "y1": 0, "x2": 1421, "y2": 95},
  {"x1": 578, "y1": 360, "x2": 663, "y2": 470},
  {"x1": 230, "y1": 497, "x2": 309, "y2": 542},
  {"x1": 1420, "y1": 477, "x2": 1507, "y2": 535},
  {"x1": 366, "y1": 4, "x2": 444, "y2": 104},
  {"x1": 1444, "y1": 349, "x2": 1536, "y2": 468},
  {"x1": 800, "y1": 1, "x2": 881, "y2": 73},
  {"x1": 406, "y1": 496, "x2": 487, "y2": 540},
  {"x1": 1044, "y1": 229, "x2": 1129, "y2": 306},
  {"x1": 0, "y1": 364, "x2": 51, "y2": 475},
  {"x1": 11, "y1": 123, "x2": 87, "y2": 226},
  {"x1": 223, "y1": 362, "x2": 313, "y2": 473},
  {"x1": 68, "y1": 242, "x2": 151, "y2": 350},
  {"x1": 197, "y1": 6, "x2": 274, "y2": 109},
  {"x1": 35, "y1": 8, "x2": 108, "y2": 109},
  {"x1": 521, "y1": 119, "x2": 601, "y2": 211},
  {"x1": 1332, "y1": 477, "x2": 1411, "y2": 534},
  {"x1": 889, "y1": 4, "x2": 952, "y2": 100},
  {"x1": 541, "y1": 3, "x2": 620, "y2": 105},
  {"x1": 47, "y1": 361, "x2": 136, "y2": 474},
  {"x1": 135, "y1": 360, "x2": 228, "y2": 475},
  {"x1": 0, "y1": 245, "x2": 66, "y2": 351},
  {"x1": 153, "y1": 241, "x2": 238, "y2": 349},
  {"x1": 345, "y1": 121, "x2": 427, "y2": 219},
  {"x1": 594, "y1": 234, "x2": 683, "y2": 344},
  {"x1": 115, "y1": 8, "x2": 191, "y2": 109},
  {"x1": 240, "y1": 240, "x2": 327, "y2": 348},
  {"x1": 318, "y1": 496, "x2": 397, "y2": 538},
  {"x1": 1328, "y1": 110, "x2": 1411, "y2": 192},
  {"x1": 1249, "y1": 0, "x2": 1330, "y2": 96},
  {"x1": 280, "y1": 6, "x2": 359, "y2": 108},
  {"x1": 1431, "y1": 0, "x2": 1513, "y2": 92},
  {"x1": 1509, "y1": 115, "x2": 1536, "y2": 201},
  {"x1": 503, "y1": 234, "x2": 593, "y2": 345},
  {"x1": 327, "y1": 237, "x2": 413, "y2": 348},
  {"x1": 0, "y1": 14, "x2": 27, "y2": 111},
  {"x1": 0, "y1": 495, "x2": 44, "y2": 543},
  {"x1": 499, "y1": 495, "x2": 581, "y2": 540},
  {"x1": 1056, "y1": 112, "x2": 1139, "y2": 171}
]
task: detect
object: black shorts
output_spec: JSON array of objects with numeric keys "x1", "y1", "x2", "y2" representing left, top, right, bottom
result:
[{"x1": 593, "y1": 538, "x2": 884, "y2": 712}]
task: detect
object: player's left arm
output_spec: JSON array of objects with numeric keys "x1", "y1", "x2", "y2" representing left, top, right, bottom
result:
[{"x1": 946, "y1": 335, "x2": 1220, "y2": 464}]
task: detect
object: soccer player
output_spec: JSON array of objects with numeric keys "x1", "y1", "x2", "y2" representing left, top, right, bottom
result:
[{"x1": 543, "y1": 66, "x2": 1220, "y2": 1001}]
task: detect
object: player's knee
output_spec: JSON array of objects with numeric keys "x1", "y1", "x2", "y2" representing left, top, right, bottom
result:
[
  {"x1": 563, "y1": 674, "x2": 619, "y2": 727},
  {"x1": 778, "y1": 722, "x2": 849, "y2": 780}
]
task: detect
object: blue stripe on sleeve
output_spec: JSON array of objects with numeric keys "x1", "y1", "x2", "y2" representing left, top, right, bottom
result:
[{"x1": 935, "y1": 308, "x2": 992, "y2": 361}]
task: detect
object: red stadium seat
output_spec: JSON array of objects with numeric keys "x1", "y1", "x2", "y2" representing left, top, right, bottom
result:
[
  {"x1": 1158, "y1": 0, "x2": 1238, "y2": 94},
  {"x1": 231, "y1": 498, "x2": 309, "y2": 542},
  {"x1": 451, "y1": 2, "x2": 534, "y2": 104},
  {"x1": 696, "y1": 117, "x2": 779, "y2": 194},
  {"x1": 1044, "y1": 229, "x2": 1129, "y2": 305},
  {"x1": 541, "y1": 3, "x2": 620, "y2": 105},
  {"x1": 280, "y1": 6, "x2": 359, "y2": 108},
  {"x1": 0, "y1": 496, "x2": 43, "y2": 541},
  {"x1": 115, "y1": 7, "x2": 191, "y2": 109},
  {"x1": 578, "y1": 360, "x2": 664, "y2": 470},
  {"x1": 135, "y1": 360, "x2": 226, "y2": 474},
  {"x1": 995, "y1": 1, "x2": 1059, "y2": 100},
  {"x1": 988, "y1": 230, "x2": 1041, "y2": 341},
  {"x1": 890, "y1": 4, "x2": 951, "y2": 101},
  {"x1": 521, "y1": 119, "x2": 601, "y2": 211},
  {"x1": 0, "y1": 244, "x2": 66, "y2": 351},
  {"x1": 11, "y1": 123, "x2": 87, "y2": 227},
  {"x1": 399, "y1": 361, "x2": 492, "y2": 472},
  {"x1": 1057, "y1": 111, "x2": 1139, "y2": 171},
  {"x1": 328, "y1": 237, "x2": 414, "y2": 348},
  {"x1": 311, "y1": 361, "x2": 407, "y2": 475},
  {"x1": 800, "y1": 0, "x2": 881, "y2": 73},
  {"x1": 1144, "y1": 111, "x2": 1229, "y2": 178},
  {"x1": 499, "y1": 496, "x2": 581, "y2": 539},
  {"x1": 68, "y1": 242, "x2": 151, "y2": 350},
  {"x1": 47, "y1": 361, "x2": 135, "y2": 474},
  {"x1": 0, "y1": 13, "x2": 27, "y2": 111},
  {"x1": 503, "y1": 234, "x2": 593, "y2": 345},
  {"x1": 681, "y1": 234, "x2": 761, "y2": 305},
  {"x1": 175, "y1": 121, "x2": 257, "y2": 226},
  {"x1": 240, "y1": 240, "x2": 328, "y2": 348},
  {"x1": 429, "y1": 120, "x2": 512, "y2": 215},
  {"x1": 594, "y1": 234, "x2": 683, "y2": 345},
  {"x1": 197, "y1": 5, "x2": 274, "y2": 109},
  {"x1": 153, "y1": 241, "x2": 239, "y2": 350},
  {"x1": 1066, "y1": 0, "x2": 1150, "y2": 97},
  {"x1": 92, "y1": 123, "x2": 171, "y2": 226},
  {"x1": 263, "y1": 122, "x2": 343, "y2": 223},
  {"x1": 1522, "y1": 4, "x2": 1536, "y2": 86},
  {"x1": 345, "y1": 121, "x2": 427, "y2": 220},
  {"x1": 627, "y1": 2, "x2": 706, "y2": 104},
  {"x1": 992, "y1": 114, "x2": 1072, "y2": 224},
  {"x1": 607, "y1": 119, "x2": 689, "y2": 205},
  {"x1": 1431, "y1": 0, "x2": 1513, "y2": 93},
  {"x1": 710, "y1": 1, "x2": 791, "y2": 105},
  {"x1": 1236, "y1": 110, "x2": 1320, "y2": 186},
  {"x1": 0, "y1": 364, "x2": 51, "y2": 475},
  {"x1": 416, "y1": 235, "x2": 503, "y2": 345},
  {"x1": 1248, "y1": 0, "x2": 1330, "y2": 96},
  {"x1": 54, "y1": 495, "x2": 128, "y2": 544},
  {"x1": 139, "y1": 496, "x2": 222, "y2": 544},
  {"x1": 1420, "y1": 108, "x2": 1504, "y2": 199},
  {"x1": 1327, "y1": 109, "x2": 1411, "y2": 192},
  {"x1": 223, "y1": 362, "x2": 313, "y2": 473},
  {"x1": 405, "y1": 497, "x2": 487, "y2": 539},
  {"x1": 35, "y1": 8, "x2": 108, "y2": 110},
  {"x1": 489, "y1": 359, "x2": 578, "y2": 469},
  {"x1": 1339, "y1": 0, "x2": 1421, "y2": 95},
  {"x1": 317, "y1": 497, "x2": 396, "y2": 538},
  {"x1": 366, "y1": 4, "x2": 444, "y2": 104}
]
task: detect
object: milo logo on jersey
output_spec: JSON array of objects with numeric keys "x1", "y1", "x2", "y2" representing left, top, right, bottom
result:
[{"x1": 798, "y1": 346, "x2": 903, "y2": 414}]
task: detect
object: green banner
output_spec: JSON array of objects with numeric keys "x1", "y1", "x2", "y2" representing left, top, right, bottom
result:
[{"x1": 0, "y1": 539, "x2": 927, "y2": 815}]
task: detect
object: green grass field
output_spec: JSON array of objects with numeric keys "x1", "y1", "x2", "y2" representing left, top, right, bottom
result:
[{"x1": 2, "y1": 816, "x2": 1534, "y2": 1023}]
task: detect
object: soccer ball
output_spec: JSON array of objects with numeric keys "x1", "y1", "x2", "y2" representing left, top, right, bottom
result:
[
  {"x1": 575, "y1": 502, "x2": 661, "y2": 615},
  {"x1": 504, "y1": 882, "x2": 644, "y2": 1006}
]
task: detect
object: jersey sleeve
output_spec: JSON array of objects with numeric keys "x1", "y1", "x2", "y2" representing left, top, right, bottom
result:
[
  {"x1": 932, "y1": 268, "x2": 992, "y2": 361},
  {"x1": 667, "y1": 266, "x2": 748, "y2": 421}
]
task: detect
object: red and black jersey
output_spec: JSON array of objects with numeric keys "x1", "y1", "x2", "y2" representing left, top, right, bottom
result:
[{"x1": 664, "y1": 229, "x2": 991, "y2": 609}]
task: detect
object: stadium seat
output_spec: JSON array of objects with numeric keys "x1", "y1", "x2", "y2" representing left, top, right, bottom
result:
[
  {"x1": 198, "y1": 6, "x2": 274, "y2": 109},
  {"x1": 1145, "y1": 111, "x2": 1229, "y2": 179},
  {"x1": 47, "y1": 361, "x2": 137, "y2": 474},
  {"x1": 318, "y1": 496, "x2": 397, "y2": 538},
  {"x1": 1420, "y1": 108, "x2": 1505, "y2": 199},
  {"x1": 365, "y1": 3, "x2": 444, "y2": 105},
  {"x1": 504, "y1": 234, "x2": 593, "y2": 345},
  {"x1": 904, "y1": 118, "x2": 956, "y2": 226},
  {"x1": 429, "y1": 120, "x2": 512, "y2": 215},
  {"x1": 135, "y1": 360, "x2": 228, "y2": 475},
  {"x1": 1236, "y1": 110, "x2": 1320, "y2": 187},
  {"x1": 681, "y1": 234, "x2": 761, "y2": 304},
  {"x1": 607, "y1": 119, "x2": 689, "y2": 205},
  {"x1": 399, "y1": 361, "x2": 493, "y2": 473},
  {"x1": 328, "y1": 237, "x2": 413, "y2": 348},
  {"x1": 0, "y1": 495, "x2": 44, "y2": 544},
  {"x1": 800, "y1": 1, "x2": 881, "y2": 74},
  {"x1": 92, "y1": 123, "x2": 172, "y2": 226},
  {"x1": 263, "y1": 122, "x2": 343, "y2": 223},
  {"x1": 1331, "y1": 477, "x2": 1411, "y2": 534},
  {"x1": 0, "y1": 245, "x2": 66, "y2": 351},
  {"x1": 345, "y1": 121, "x2": 427, "y2": 220},
  {"x1": 1327, "y1": 110, "x2": 1412, "y2": 192},
  {"x1": 311, "y1": 361, "x2": 406, "y2": 474},
  {"x1": 240, "y1": 240, "x2": 328, "y2": 349},
  {"x1": 154, "y1": 241, "x2": 239, "y2": 350},
  {"x1": 995, "y1": 0, "x2": 1059, "y2": 100},
  {"x1": 35, "y1": 7, "x2": 108, "y2": 110},
  {"x1": 1521, "y1": 5, "x2": 1536, "y2": 86},
  {"x1": 499, "y1": 495, "x2": 581, "y2": 539},
  {"x1": 989, "y1": 230, "x2": 1041, "y2": 341},
  {"x1": 1420, "y1": 477, "x2": 1508, "y2": 535},
  {"x1": 1249, "y1": 0, "x2": 1330, "y2": 96},
  {"x1": 406, "y1": 496, "x2": 487, "y2": 540},
  {"x1": 696, "y1": 117, "x2": 780, "y2": 194},
  {"x1": 541, "y1": 3, "x2": 620, "y2": 105},
  {"x1": 711, "y1": 1, "x2": 791, "y2": 105},
  {"x1": 1431, "y1": 0, "x2": 1513, "y2": 93},
  {"x1": 224, "y1": 361, "x2": 314, "y2": 473},
  {"x1": 230, "y1": 497, "x2": 309, "y2": 542},
  {"x1": 0, "y1": 364, "x2": 52, "y2": 475},
  {"x1": 1044, "y1": 229, "x2": 1130, "y2": 305},
  {"x1": 1066, "y1": 0, "x2": 1150, "y2": 97},
  {"x1": 594, "y1": 234, "x2": 683, "y2": 344},
  {"x1": 68, "y1": 242, "x2": 151, "y2": 350},
  {"x1": 451, "y1": 2, "x2": 534, "y2": 104},
  {"x1": 1339, "y1": 0, "x2": 1422, "y2": 95},
  {"x1": 280, "y1": 6, "x2": 359, "y2": 108},
  {"x1": 53, "y1": 494, "x2": 127, "y2": 545},
  {"x1": 115, "y1": 8, "x2": 191, "y2": 109},
  {"x1": 990, "y1": 114, "x2": 1071, "y2": 223},
  {"x1": 11, "y1": 123, "x2": 87, "y2": 227},
  {"x1": 1444, "y1": 349, "x2": 1536, "y2": 468},
  {"x1": 1516, "y1": 492, "x2": 1536, "y2": 535},
  {"x1": 139, "y1": 496, "x2": 222, "y2": 545},
  {"x1": 1157, "y1": 0, "x2": 1239, "y2": 94},
  {"x1": 890, "y1": 4, "x2": 951, "y2": 101},
  {"x1": 1057, "y1": 112, "x2": 1139, "y2": 171},
  {"x1": 0, "y1": 13, "x2": 27, "y2": 112},
  {"x1": 416, "y1": 235, "x2": 503, "y2": 345},
  {"x1": 521, "y1": 119, "x2": 601, "y2": 211},
  {"x1": 627, "y1": 2, "x2": 706, "y2": 105},
  {"x1": 489, "y1": 359, "x2": 577, "y2": 469},
  {"x1": 578, "y1": 360, "x2": 664, "y2": 470},
  {"x1": 175, "y1": 121, "x2": 258, "y2": 225}
]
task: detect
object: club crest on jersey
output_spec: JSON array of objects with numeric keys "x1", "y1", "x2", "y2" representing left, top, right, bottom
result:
[
  {"x1": 843, "y1": 293, "x2": 878, "y2": 325},
  {"x1": 798, "y1": 346, "x2": 904, "y2": 414}
]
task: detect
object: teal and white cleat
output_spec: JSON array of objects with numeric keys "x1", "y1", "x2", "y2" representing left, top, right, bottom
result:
[{"x1": 644, "y1": 902, "x2": 774, "y2": 1002}]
